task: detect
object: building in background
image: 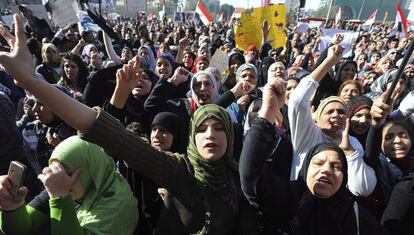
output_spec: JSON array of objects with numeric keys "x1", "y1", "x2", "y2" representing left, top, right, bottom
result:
[{"x1": 328, "y1": 0, "x2": 410, "y2": 21}]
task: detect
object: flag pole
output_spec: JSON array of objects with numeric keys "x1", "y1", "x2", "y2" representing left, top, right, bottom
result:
[
  {"x1": 384, "y1": 38, "x2": 414, "y2": 104},
  {"x1": 325, "y1": 0, "x2": 333, "y2": 28},
  {"x1": 357, "y1": 0, "x2": 366, "y2": 20}
]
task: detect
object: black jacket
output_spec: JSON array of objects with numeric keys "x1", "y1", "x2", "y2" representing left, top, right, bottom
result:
[{"x1": 239, "y1": 117, "x2": 386, "y2": 235}]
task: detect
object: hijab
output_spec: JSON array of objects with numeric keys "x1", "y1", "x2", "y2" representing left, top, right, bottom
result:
[
  {"x1": 125, "y1": 69, "x2": 158, "y2": 120},
  {"x1": 258, "y1": 57, "x2": 275, "y2": 87},
  {"x1": 150, "y1": 112, "x2": 186, "y2": 154},
  {"x1": 190, "y1": 70, "x2": 219, "y2": 107},
  {"x1": 139, "y1": 45, "x2": 156, "y2": 72},
  {"x1": 235, "y1": 63, "x2": 258, "y2": 82},
  {"x1": 187, "y1": 105, "x2": 239, "y2": 205},
  {"x1": 191, "y1": 55, "x2": 210, "y2": 73},
  {"x1": 50, "y1": 136, "x2": 138, "y2": 235},
  {"x1": 292, "y1": 142, "x2": 357, "y2": 235}
]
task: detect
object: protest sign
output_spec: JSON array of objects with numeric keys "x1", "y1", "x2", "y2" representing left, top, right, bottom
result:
[
  {"x1": 296, "y1": 22, "x2": 310, "y2": 33},
  {"x1": 319, "y1": 29, "x2": 359, "y2": 58},
  {"x1": 209, "y1": 50, "x2": 229, "y2": 74},
  {"x1": 11, "y1": 4, "x2": 52, "y2": 28},
  {"x1": 78, "y1": 10, "x2": 101, "y2": 33},
  {"x1": 0, "y1": 15, "x2": 14, "y2": 28},
  {"x1": 235, "y1": 5, "x2": 286, "y2": 51},
  {"x1": 173, "y1": 11, "x2": 196, "y2": 23},
  {"x1": 48, "y1": 0, "x2": 79, "y2": 28}
]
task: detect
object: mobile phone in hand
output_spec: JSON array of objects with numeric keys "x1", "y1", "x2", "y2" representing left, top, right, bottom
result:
[{"x1": 7, "y1": 161, "x2": 27, "y2": 197}]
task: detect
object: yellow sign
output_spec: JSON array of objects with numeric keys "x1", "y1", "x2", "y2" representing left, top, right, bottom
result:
[{"x1": 235, "y1": 5, "x2": 286, "y2": 51}]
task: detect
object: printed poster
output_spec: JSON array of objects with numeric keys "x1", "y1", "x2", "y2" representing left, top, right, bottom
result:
[{"x1": 235, "y1": 5, "x2": 286, "y2": 51}]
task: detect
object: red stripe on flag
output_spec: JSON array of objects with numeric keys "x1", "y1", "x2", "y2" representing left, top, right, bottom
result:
[
  {"x1": 197, "y1": 1, "x2": 213, "y2": 22},
  {"x1": 396, "y1": 3, "x2": 408, "y2": 35}
]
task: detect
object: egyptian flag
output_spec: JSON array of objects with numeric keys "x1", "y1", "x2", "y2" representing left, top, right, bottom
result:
[
  {"x1": 195, "y1": 1, "x2": 213, "y2": 25},
  {"x1": 219, "y1": 11, "x2": 225, "y2": 22},
  {"x1": 392, "y1": 3, "x2": 408, "y2": 37},
  {"x1": 363, "y1": 9, "x2": 377, "y2": 26},
  {"x1": 361, "y1": 9, "x2": 377, "y2": 31}
]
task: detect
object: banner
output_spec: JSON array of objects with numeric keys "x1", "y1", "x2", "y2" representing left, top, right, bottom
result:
[
  {"x1": 48, "y1": 0, "x2": 79, "y2": 27},
  {"x1": 78, "y1": 10, "x2": 101, "y2": 33},
  {"x1": 319, "y1": 29, "x2": 359, "y2": 58},
  {"x1": 173, "y1": 11, "x2": 196, "y2": 23},
  {"x1": 11, "y1": 4, "x2": 52, "y2": 28},
  {"x1": 209, "y1": 49, "x2": 229, "y2": 74},
  {"x1": 235, "y1": 5, "x2": 286, "y2": 51}
]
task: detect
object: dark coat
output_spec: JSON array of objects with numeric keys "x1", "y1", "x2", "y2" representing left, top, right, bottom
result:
[{"x1": 82, "y1": 109, "x2": 259, "y2": 234}]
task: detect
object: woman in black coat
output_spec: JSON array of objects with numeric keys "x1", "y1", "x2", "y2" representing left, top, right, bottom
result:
[{"x1": 239, "y1": 79, "x2": 385, "y2": 235}]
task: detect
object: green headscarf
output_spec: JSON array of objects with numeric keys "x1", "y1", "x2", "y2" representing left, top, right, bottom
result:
[
  {"x1": 187, "y1": 104, "x2": 238, "y2": 197},
  {"x1": 50, "y1": 136, "x2": 138, "y2": 235}
]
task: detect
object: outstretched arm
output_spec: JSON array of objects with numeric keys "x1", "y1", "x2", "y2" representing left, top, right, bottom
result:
[{"x1": 0, "y1": 15, "x2": 98, "y2": 133}]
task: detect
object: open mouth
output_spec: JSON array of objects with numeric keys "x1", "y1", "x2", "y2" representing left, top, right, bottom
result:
[
  {"x1": 204, "y1": 142, "x2": 218, "y2": 149},
  {"x1": 392, "y1": 146, "x2": 406, "y2": 155},
  {"x1": 316, "y1": 176, "x2": 332, "y2": 185},
  {"x1": 198, "y1": 93, "x2": 210, "y2": 102}
]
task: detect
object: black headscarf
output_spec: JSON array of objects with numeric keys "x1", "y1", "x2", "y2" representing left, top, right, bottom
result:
[
  {"x1": 292, "y1": 142, "x2": 357, "y2": 235},
  {"x1": 125, "y1": 69, "x2": 158, "y2": 119},
  {"x1": 150, "y1": 112, "x2": 186, "y2": 154},
  {"x1": 348, "y1": 96, "x2": 373, "y2": 148},
  {"x1": 257, "y1": 57, "x2": 275, "y2": 87},
  {"x1": 312, "y1": 60, "x2": 357, "y2": 109}
]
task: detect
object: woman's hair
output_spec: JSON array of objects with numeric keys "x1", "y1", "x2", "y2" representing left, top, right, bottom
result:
[
  {"x1": 61, "y1": 53, "x2": 89, "y2": 91},
  {"x1": 41, "y1": 43, "x2": 59, "y2": 63},
  {"x1": 337, "y1": 80, "x2": 363, "y2": 96}
]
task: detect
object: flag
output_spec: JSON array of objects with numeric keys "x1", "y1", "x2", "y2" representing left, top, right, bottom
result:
[
  {"x1": 195, "y1": 1, "x2": 213, "y2": 25},
  {"x1": 159, "y1": 0, "x2": 166, "y2": 20},
  {"x1": 219, "y1": 11, "x2": 225, "y2": 22},
  {"x1": 335, "y1": 7, "x2": 341, "y2": 27},
  {"x1": 392, "y1": 3, "x2": 408, "y2": 37},
  {"x1": 263, "y1": 0, "x2": 271, "y2": 6},
  {"x1": 231, "y1": 9, "x2": 241, "y2": 20},
  {"x1": 363, "y1": 9, "x2": 377, "y2": 26}
]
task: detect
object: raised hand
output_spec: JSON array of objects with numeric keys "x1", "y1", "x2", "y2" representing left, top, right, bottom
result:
[
  {"x1": 110, "y1": 56, "x2": 142, "y2": 108},
  {"x1": 0, "y1": 175, "x2": 28, "y2": 211},
  {"x1": 332, "y1": 33, "x2": 344, "y2": 45},
  {"x1": 231, "y1": 80, "x2": 254, "y2": 97},
  {"x1": 261, "y1": 20, "x2": 271, "y2": 42},
  {"x1": 0, "y1": 14, "x2": 35, "y2": 88},
  {"x1": 338, "y1": 118, "x2": 355, "y2": 156},
  {"x1": 370, "y1": 90, "x2": 399, "y2": 127},
  {"x1": 326, "y1": 44, "x2": 344, "y2": 65},
  {"x1": 258, "y1": 79, "x2": 286, "y2": 124},
  {"x1": 168, "y1": 67, "x2": 189, "y2": 86},
  {"x1": 178, "y1": 37, "x2": 189, "y2": 49},
  {"x1": 237, "y1": 95, "x2": 250, "y2": 112},
  {"x1": 38, "y1": 162, "x2": 82, "y2": 199}
]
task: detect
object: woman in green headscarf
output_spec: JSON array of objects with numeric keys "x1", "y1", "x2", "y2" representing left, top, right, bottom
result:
[
  {"x1": 0, "y1": 136, "x2": 138, "y2": 235},
  {"x1": 154, "y1": 104, "x2": 258, "y2": 234}
]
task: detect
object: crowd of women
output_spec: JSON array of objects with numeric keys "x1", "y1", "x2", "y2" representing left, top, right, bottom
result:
[{"x1": 0, "y1": 7, "x2": 413, "y2": 235}]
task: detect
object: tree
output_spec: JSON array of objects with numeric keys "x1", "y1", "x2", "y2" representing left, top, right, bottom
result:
[{"x1": 220, "y1": 3, "x2": 234, "y2": 21}]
